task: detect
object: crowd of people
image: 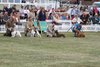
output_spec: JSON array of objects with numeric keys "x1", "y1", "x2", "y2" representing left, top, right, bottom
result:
[{"x1": 0, "y1": 4, "x2": 100, "y2": 37}]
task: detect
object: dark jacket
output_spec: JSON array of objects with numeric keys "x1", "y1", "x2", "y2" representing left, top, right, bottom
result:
[
  {"x1": 3, "y1": 7, "x2": 9, "y2": 12},
  {"x1": 38, "y1": 11, "x2": 46, "y2": 21}
]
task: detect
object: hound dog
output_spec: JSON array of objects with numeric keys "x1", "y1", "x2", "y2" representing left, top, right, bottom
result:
[
  {"x1": 53, "y1": 30, "x2": 65, "y2": 38},
  {"x1": 11, "y1": 29, "x2": 22, "y2": 37},
  {"x1": 25, "y1": 27, "x2": 41, "y2": 37},
  {"x1": 47, "y1": 29, "x2": 65, "y2": 38},
  {"x1": 76, "y1": 31, "x2": 85, "y2": 37}
]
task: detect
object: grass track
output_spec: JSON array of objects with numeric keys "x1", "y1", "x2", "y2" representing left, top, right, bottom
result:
[{"x1": 0, "y1": 32, "x2": 100, "y2": 67}]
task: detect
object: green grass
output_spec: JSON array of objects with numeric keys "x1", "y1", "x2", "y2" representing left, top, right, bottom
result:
[{"x1": 0, "y1": 32, "x2": 100, "y2": 67}]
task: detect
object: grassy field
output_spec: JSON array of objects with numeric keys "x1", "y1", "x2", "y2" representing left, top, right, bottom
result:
[{"x1": 0, "y1": 32, "x2": 100, "y2": 67}]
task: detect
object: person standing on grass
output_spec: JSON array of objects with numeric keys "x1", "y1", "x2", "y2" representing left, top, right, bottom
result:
[
  {"x1": 38, "y1": 7, "x2": 46, "y2": 32},
  {"x1": 38, "y1": 7, "x2": 46, "y2": 21}
]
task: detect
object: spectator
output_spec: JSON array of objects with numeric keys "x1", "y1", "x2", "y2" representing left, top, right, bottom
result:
[
  {"x1": 22, "y1": 0, "x2": 26, "y2": 3},
  {"x1": 70, "y1": 6, "x2": 78, "y2": 19},
  {"x1": 38, "y1": 7, "x2": 46, "y2": 21},
  {"x1": 2, "y1": 5, "x2": 9, "y2": 13},
  {"x1": 80, "y1": 12, "x2": 89, "y2": 25},
  {"x1": 29, "y1": 8, "x2": 36, "y2": 21},
  {"x1": 19, "y1": 6, "x2": 25, "y2": 19},
  {"x1": 2, "y1": 12, "x2": 10, "y2": 25},
  {"x1": 8, "y1": 5, "x2": 17, "y2": 16},
  {"x1": 0, "y1": 14, "x2": 3, "y2": 25},
  {"x1": 66, "y1": 13, "x2": 70, "y2": 20},
  {"x1": 24, "y1": 7, "x2": 30, "y2": 19},
  {"x1": 60, "y1": 14, "x2": 66, "y2": 20},
  {"x1": 92, "y1": 6, "x2": 99, "y2": 16},
  {"x1": 48, "y1": 13, "x2": 53, "y2": 20},
  {"x1": 91, "y1": 13, "x2": 100, "y2": 25},
  {"x1": 48, "y1": 8, "x2": 55, "y2": 16},
  {"x1": 72, "y1": 14, "x2": 83, "y2": 24}
]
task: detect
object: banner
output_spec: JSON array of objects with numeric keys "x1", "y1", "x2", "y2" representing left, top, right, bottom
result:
[
  {"x1": 54, "y1": 25, "x2": 100, "y2": 32},
  {"x1": 82, "y1": 25, "x2": 100, "y2": 32},
  {"x1": 0, "y1": 20, "x2": 100, "y2": 33},
  {"x1": 33, "y1": 21, "x2": 47, "y2": 32},
  {"x1": 39, "y1": 21, "x2": 47, "y2": 32}
]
